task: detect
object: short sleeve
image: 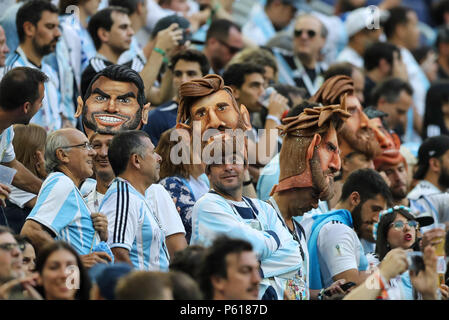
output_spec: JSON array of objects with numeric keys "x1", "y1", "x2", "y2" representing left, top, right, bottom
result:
[
  {"x1": 317, "y1": 223, "x2": 359, "y2": 278},
  {"x1": 100, "y1": 183, "x2": 139, "y2": 251},
  {"x1": 146, "y1": 184, "x2": 185, "y2": 237},
  {"x1": 0, "y1": 126, "x2": 15, "y2": 163},
  {"x1": 27, "y1": 174, "x2": 78, "y2": 237}
]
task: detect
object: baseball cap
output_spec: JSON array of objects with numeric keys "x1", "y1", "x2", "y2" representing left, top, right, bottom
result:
[
  {"x1": 414, "y1": 135, "x2": 449, "y2": 180},
  {"x1": 412, "y1": 209, "x2": 434, "y2": 228},
  {"x1": 345, "y1": 7, "x2": 388, "y2": 38}
]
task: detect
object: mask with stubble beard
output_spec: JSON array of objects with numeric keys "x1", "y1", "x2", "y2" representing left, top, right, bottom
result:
[{"x1": 338, "y1": 123, "x2": 380, "y2": 159}]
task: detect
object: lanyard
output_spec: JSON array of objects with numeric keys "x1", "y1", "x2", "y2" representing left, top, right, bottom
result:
[
  {"x1": 267, "y1": 197, "x2": 305, "y2": 261},
  {"x1": 292, "y1": 55, "x2": 322, "y2": 96}
]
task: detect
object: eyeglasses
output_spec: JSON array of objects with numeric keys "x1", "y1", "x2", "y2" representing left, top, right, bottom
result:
[
  {"x1": 390, "y1": 220, "x2": 419, "y2": 230},
  {"x1": 60, "y1": 141, "x2": 93, "y2": 151},
  {"x1": 217, "y1": 39, "x2": 242, "y2": 54},
  {"x1": 294, "y1": 29, "x2": 317, "y2": 38},
  {"x1": 0, "y1": 242, "x2": 20, "y2": 252}
]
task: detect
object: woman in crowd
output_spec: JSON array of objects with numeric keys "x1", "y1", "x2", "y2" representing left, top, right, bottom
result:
[
  {"x1": 375, "y1": 205, "x2": 448, "y2": 299},
  {"x1": 1, "y1": 124, "x2": 47, "y2": 234},
  {"x1": 15, "y1": 235, "x2": 36, "y2": 278},
  {"x1": 155, "y1": 128, "x2": 209, "y2": 243},
  {"x1": 35, "y1": 241, "x2": 91, "y2": 300}
]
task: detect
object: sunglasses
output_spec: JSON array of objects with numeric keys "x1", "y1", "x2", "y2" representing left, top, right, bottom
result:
[
  {"x1": 217, "y1": 39, "x2": 242, "y2": 54},
  {"x1": 390, "y1": 220, "x2": 419, "y2": 231},
  {"x1": 294, "y1": 29, "x2": 317, "y2": 38}
]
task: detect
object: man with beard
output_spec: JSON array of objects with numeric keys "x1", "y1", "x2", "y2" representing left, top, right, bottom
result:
[
  {"x1": 267, "y1": 101, "x2": 351, "y2": 299},
  {"x1": 407, "y1": 135, "x2": 449, "y2": 227},
  {"x1": 190, "y1": 134, "x2": 303, "y2": 300},
  {"x1": 300, "y1": 168, "x2": 392, "y2": 293},
  {"x1": 5, "y1": 0, "x2": 62, "y2": 132},
  {"x1": 75, "y1": 64, "x2": 150, "y2": 138}
]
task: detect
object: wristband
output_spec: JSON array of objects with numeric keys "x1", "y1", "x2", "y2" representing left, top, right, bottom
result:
[
  {"x1": 153, "y1": 47, "x2": 169, "y2": 64},
  {"x1": 266, "y1": 115, "x2": 281, "y2": 125},
  {"x1": 317, "y1": 288, "x2": 325, "y2": 300}
]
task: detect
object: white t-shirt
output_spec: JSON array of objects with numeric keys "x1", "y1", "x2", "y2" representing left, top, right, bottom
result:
[
  {"x1": 146, "y1": 183, "x2": 186, "y2": 237},
  {"x1": 8, "y1": 186, "x2": 36, "y2": 208},
  {"x1": 336, "y1": 46, "x2": 364, "y2": 68},
  {"x1": 316, "y1": 222, "x2": 365, "y2": 288},
  {"x1": 0, "y1": 126, "x2": 15, "y2": 163}
]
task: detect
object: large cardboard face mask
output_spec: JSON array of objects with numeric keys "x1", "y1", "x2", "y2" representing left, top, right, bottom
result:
[
  {"x1": 338, "y1": 95, "x2": 381, "y2": 159},
  {"x1": 75, "y1": 76, "x2": 150, "y2": 138},
  {"x1": 178, "y1": 89, "x2": 251, "y2": 137}
]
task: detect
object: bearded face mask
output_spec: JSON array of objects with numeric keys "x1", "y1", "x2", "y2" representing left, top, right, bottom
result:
[{"x1": 272, "y1": 101, "x2": 351, "y2": 201}]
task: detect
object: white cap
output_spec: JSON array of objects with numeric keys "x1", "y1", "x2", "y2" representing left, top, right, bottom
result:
[{"x1": 345, "y1": 7, "x2": 388, "y2": 38}]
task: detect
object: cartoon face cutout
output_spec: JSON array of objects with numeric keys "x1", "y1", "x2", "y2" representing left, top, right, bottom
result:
[
  {"x1": 338, "y1": 95, "x2": 381, "y2": 159},
  {"x1": 76, "y1": 76, "x2": 149, "y2": 138}
]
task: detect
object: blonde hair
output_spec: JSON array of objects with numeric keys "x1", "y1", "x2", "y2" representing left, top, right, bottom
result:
[{"x1": 12, "y1": 124, "x2": 47, "y2": 176}]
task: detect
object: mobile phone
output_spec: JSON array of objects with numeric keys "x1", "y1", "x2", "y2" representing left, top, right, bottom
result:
[
  {"x1": 407, "y1": 251, "x2": 425, "y2": 274},
  {"x1": 340, "y1": 281, "x2": 356, "y2": 292}
]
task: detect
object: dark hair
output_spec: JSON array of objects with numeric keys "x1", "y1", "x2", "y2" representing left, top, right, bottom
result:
[
  {"x1": 206, "y1": 19, "x2": 241, "y2": 42},
  {"x1": 341, "y1": 168, "x2": 393, "y2": 206},
  {"x1": 364, "y1": 41, "x2": 400, "y2": 71},
  {"x1": 108, "y1": 130, "x2": 149, "y2": 176},
  {"x1": 286, "y1": 100, "x2": 319, "y2": 117},
  {"x1": 436, "y1": 25, "x2": 449, "y2": 50},
  {"x1": 16, "y1": 0, "x2": 58, "y2": 43},
  {"x1": 375, "y1": 208, "x2": 418, "y2": 260},
  {"x1": 170, "y1": 49, "x2": 210, "y2": 77},
  {"x1": 271, "y1": 84, "x2": 307, "y2": 109},
  {"x1": 222, "y1": 63, "x2": 265, "y2": 89},
  {"x1": 371, "y1": 77, "x2": 413, "y2": 105},
  {"x1": 34, "y1": 241, "x2": 91, "y2": 300},
  {"x1": 323, "y1": 62, "x2": 356, "y2": 80},
  {"x1": 115, "y1": 271, "x2": 172, "y2": 299},
  {"x1": 169, "y1": 245, "x2": 207, "y2": 282},
  {"x1": 87, "y1": 6, "x2": 130, "y2": 50},
  {"x1": 198, "y1": 236, "x2": 253, "y2": 300},
  {"x1": 83, "y1": 64, "x2": 146, "y2": 108},
  {"x1": 0, "y1": 67, "x2": 48, "y2": 111},
  {"x1": 384, "y1": 6, "x2": 413, "y2": 40},
  {"x1": 412, "y1": 46, "x2": 435, "y2": 64},
  {"x1": 432, "y1": 0, "x2": 449, "y2": 28},
  {"x1": 169, "y1": 271, "x2": 203, "y2": 300},
  {"x1": 109, "y1": 0, "x2": 144, "y2": 15},
  {"x1": 423, "y1": 81, "x2": 449, "y2": 140}
]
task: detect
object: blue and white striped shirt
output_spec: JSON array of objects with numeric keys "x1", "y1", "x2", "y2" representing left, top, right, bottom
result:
[
  {"x1": 100, "y1": 178, "x2": 169, "y2": 271},
  {"x1": 27, "y1": 172, "x2": 100, "y2": 255},
  {"x1": 0, "y1": 126, "x2": 15, "y2": 163},
  {"x1": 5, "y1": 47, "x2": 62, "y2": 132}
]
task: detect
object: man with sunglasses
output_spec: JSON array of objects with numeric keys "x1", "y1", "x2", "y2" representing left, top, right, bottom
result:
[
  {"x1": 21, "y1": 128, "x2": 112, "y2": 268},
  {"x1": 203, "y1": 19, "x2": 244, "y2": 75},
  {"x1": 274, "y1": 14, "x2": 327, "y2": 97}
]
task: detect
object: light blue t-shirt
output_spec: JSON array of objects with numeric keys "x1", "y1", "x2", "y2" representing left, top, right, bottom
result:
[
  {"x1": 27, "y1": 172, "x2": 100, "y2": 255},
  {"x1": 191, "y1": 190, "x2": 303, "y2": 299},
  {"x1": 100, "y1": 178, "x2": 169, "y2": 271}
]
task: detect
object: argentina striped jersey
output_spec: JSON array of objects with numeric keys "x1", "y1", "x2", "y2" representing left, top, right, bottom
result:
[
  {"x1": 100, "y1": 178, "x2": 169, "y2": 271},
  {"x1": 27, "y1": 172, "x2": 100, "y2": 255},
  {"x1": 0, "y1": 126, "x2": 15, "y2": 163}
]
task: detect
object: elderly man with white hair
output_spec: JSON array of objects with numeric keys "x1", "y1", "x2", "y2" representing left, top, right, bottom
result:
[{"x1": 21, "y1": 128, "x2": 111, "y2": 268}]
